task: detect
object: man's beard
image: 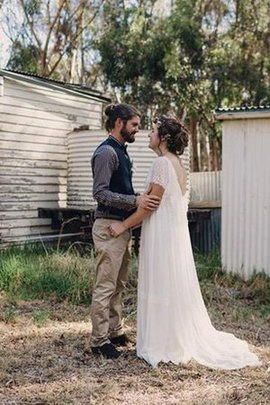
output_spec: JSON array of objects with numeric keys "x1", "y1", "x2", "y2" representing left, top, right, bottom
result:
[{"x1": 120, "y1": 125, "x2": 136, "y2": 143}]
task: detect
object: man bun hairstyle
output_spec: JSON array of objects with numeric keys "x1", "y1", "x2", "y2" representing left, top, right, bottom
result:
[
  {"x1": 104, "y1": 103, "x2": 141, "y2": 132},
  {"x1": 153, "y1": 115, "x2": 189, "y2": 155}
]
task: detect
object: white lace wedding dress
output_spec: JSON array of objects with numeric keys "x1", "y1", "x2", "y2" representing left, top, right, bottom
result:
[{"x1": 136, "y1": 156, "x2": 261, "y2": 369}]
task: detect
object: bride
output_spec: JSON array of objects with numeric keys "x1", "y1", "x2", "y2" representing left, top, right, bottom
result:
[{"x1": 109, "y1": 116, "x2": 261, "y2": 369}]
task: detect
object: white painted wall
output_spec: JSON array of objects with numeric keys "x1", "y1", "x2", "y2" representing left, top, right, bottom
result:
[{"x1": 0, "y1": 75, "x2": 104, "y2": 246}]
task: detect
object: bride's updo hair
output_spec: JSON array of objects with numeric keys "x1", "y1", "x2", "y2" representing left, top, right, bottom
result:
[
  {"x1": 153, "y1": 115, "x2": 189, "y2": 155},
  {"x1": 104, "y1": 103, "x2": 141, "y2": 132}
]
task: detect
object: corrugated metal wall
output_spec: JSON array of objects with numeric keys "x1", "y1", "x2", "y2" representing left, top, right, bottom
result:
[
  {"x1": 0, "y1": 77, "x2": 103, "y2": 246},
  {"x1": 190, "y1": 171, "x2": 221, "y2": 205},
  {"x1": 222, "y1": 118, "x2": 270, "y2": 279},
  {"x1": 67, "y1": 130, "x2": 190, "y2": 209},
  {"x1": 188, "y1": 171, "x2": 221, "y2": 253}
]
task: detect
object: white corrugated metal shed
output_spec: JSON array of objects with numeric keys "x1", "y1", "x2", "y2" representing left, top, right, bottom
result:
[
  {"x1": 0, "y1": 69, "x2": 110, "y2": 246},
  {"x1": 216, "y1": 106, "x2": 270, "y2": 279}
]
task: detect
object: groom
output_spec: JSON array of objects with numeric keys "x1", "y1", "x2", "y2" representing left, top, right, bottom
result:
[{"x1": 90, "y1": 103, "x2": 160, "y2": 359}]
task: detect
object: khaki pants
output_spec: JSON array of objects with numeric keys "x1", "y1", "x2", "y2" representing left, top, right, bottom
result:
[{"x1": 90, "y1": 218, "x2": 132, "y2": 347}]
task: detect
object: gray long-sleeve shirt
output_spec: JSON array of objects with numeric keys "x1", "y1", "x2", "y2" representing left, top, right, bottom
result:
[{"x1": 91, "y1": 143, "x2": 137, "y2": 216}]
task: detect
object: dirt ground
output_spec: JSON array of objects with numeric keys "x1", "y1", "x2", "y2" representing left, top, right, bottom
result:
[{"x1": 0, "y1": 296, "x2": 269, "y2": 405}]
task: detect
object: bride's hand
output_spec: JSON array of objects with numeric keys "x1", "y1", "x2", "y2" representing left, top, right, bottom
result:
[{"x1": 109, "y1": 222, "x2": 126, "y2": 237}]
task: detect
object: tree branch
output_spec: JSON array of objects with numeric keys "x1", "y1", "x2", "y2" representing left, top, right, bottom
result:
[
  {"x1": 42, "y1": 0, "x2": 68, "y2": 72},
  {"x1": 19, "y1": 0, "x2": 42, "y2": 49},
  {"x1": 48, "y1": 0, "x2": 106, "y2": 77}
]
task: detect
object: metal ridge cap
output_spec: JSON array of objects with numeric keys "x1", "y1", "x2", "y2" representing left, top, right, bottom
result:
[{"x1": 215, "y1": 105, "x2": 270, "y2": 114}]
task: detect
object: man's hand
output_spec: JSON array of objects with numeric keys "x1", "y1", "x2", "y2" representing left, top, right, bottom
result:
[
  {"x1": 109, "y1": 222, "x2": 127, "y2": 237},
  {"x1": 136, "y1": 194, "x2": 161, "y2": 211}
]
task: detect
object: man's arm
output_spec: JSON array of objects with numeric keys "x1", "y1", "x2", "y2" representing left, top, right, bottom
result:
[
  {"x1": 92, "y1": 146, "x2": 161, "y2": 211},
  {"x1": 109, "y1": 183, "x2": 164, "y2": 236}
]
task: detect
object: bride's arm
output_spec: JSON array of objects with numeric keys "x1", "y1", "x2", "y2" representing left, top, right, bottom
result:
[{"x1": 109, "y1": 183, "x2": 165, "y2": 237}]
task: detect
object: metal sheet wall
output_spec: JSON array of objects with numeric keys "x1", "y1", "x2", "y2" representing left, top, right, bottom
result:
[
  {"x1": 188, "y1": 171, "x2": 221, "y2": 253},
  {"x1": 222, "y1": 118, "x2": 270, "y2": 279},
  {"x1": 189, "y1": 171, "x2": 221, "y2": 204},
  {"x1": 67, "y1": 130, "x2": 190, "y2": 209}
]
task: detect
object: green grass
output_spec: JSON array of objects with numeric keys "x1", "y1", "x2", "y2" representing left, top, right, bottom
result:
[
  {"x1": 0, "y1": 244, "x2": 269, "y2": 317},
  {"x1": 0, "y1": 244, "x2": 96, "y2": 304},
  {"x1": 32, "y1": 309, "x2": 50, "y2": 327},
  {"x1": 194, "y1": 248, "x2": 270, "y2": 308},
  {"x1": 2, "y1": 306, "x2": 17, "y2": 324},
  {"x1": 194, "y1": 247, "x2": 223, "y2": 281}
]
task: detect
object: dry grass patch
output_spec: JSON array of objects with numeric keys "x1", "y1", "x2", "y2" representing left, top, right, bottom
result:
[{"x1": 0, "y1": 295, "x2": 269, "y2": 405}]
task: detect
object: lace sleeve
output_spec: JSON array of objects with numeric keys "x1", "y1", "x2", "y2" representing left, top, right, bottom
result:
[{"x1": 149, "y1": 157, "x2": 169, "y2": 189}]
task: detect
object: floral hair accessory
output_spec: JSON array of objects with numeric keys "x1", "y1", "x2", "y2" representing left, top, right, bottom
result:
[{"x1": 154, "y1": 115, "x2": 168, "y2": 128}]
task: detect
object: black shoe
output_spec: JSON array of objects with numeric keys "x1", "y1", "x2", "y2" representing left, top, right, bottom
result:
[
  {"x1": 91, "y1": 343, "x2": 121, "y2": 359},
  {"x1": 110, "y1": 334, "x2": 130, "y2": 347}
]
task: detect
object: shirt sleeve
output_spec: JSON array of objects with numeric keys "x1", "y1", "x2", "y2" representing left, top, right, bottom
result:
[
  {"x1": 91, "y1": 145, "x2": 137, "y2": 209},
  {"x1": 149, "y1": 157, "x2": 169, "y2": 189}
]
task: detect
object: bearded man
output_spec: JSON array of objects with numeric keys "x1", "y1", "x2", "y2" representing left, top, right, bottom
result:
[{"x1": 90, "y1": 103, "x2": 160, "y2": 358}]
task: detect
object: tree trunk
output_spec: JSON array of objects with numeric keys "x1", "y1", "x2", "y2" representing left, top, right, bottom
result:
[
  {"x1": 210, "y1": 136, "x2": 221, "y2": 171},
  {"x1": 200, "y1": 130, "x2": 211, "y2": 171},
  {"x1": 190, "y1": 116, "x2": 200, "y2": 172}
]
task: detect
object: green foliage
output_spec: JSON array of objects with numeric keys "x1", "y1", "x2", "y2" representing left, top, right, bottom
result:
[
  {"x1": 3, "y1": 0, "x2": 103, "y2": 80},
  {"x1": 3, "y1": 0, "x2": 270, "y2": 169},
  {"x1": 7, "y1": 41, "x2": 39, "y2": 73},
  {"x1": 24, "y1": 0, "x2": 41, "y2": 17},
  {"x1": 94, "y1": 0, "x2": 270, "y2": 169}
]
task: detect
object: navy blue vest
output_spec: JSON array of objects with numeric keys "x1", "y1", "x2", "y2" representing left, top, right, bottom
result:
[{"x1": 96, "y1": 137, "x2": 135, "y2": 219}]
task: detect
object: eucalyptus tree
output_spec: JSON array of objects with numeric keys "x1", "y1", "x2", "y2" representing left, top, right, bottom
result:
[
  {"x1": 2, "y1": 0, "x2": 270, "y2": 170},
  {"x1": 95, "y1": 0, "x2": 270, "y2": 170},
  {"x1": 4, "y1": 0, "x2": 105, "y2": 83},
  {"x1": 96, "y1": 0, "x2": 230, "y2": 169}
]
